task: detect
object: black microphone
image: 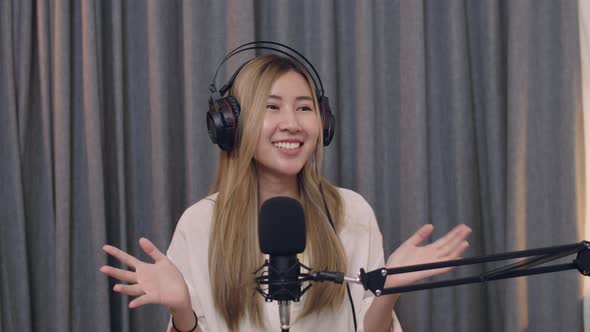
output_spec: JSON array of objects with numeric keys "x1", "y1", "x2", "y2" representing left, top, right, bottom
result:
[{"x1": 258, "y1": 197, "x2": 306, "y2": 332}]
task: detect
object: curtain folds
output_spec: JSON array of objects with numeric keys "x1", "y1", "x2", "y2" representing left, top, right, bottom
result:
[
  {"x1": 0, "y1": 1, "x2": 584, "y2": 331},
  {"x1": 579, "y1": 1, "x2": 590, "y2": 331}
]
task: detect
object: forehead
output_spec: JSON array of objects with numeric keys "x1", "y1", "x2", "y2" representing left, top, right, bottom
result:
[{"x1": 269, "y1": 71, "x2": 313, "y2": 97}]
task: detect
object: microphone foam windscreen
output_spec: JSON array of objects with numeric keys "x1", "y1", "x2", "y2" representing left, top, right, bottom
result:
[{"x1": 258, "y1": 197, "x2": 306, "y2": 255}]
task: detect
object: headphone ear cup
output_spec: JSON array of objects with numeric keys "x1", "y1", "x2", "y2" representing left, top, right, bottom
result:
[
  {"x1": 207, "y1": 96, "x2": 241, "y2": 151},
  {"x1": 319, "y1": 96, "x2": 335, "y2": 146}
]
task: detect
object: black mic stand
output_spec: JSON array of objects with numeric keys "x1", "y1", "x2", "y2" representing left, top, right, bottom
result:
[
  {"x1": 349, "y1": 241, "x2": 590, "y2": 296},
  {"x1": 254, "y1": 260, "x2": 314, "y2": 332},
  {"x1": 255, "y1": 261, "x2": 353, "y2": 331},
  {"x1": 255, "y1": 241, "x2": 590, "y2": 331}
]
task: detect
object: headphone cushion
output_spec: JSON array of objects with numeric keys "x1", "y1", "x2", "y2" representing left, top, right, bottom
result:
[
  {"x1": 207, "y1": 96, "x2": 241, "y2": 151},
  {"x1": 319, "y1": 96, "x2": 335, "y2": 146}
]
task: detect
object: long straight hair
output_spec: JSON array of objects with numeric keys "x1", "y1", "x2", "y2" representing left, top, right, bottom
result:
[{"x1": 208, "y1": 55, "x2": 347, "y2": 331}]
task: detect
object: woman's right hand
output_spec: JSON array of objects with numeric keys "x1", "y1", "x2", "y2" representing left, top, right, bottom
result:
[{"x1": 100, "y1": 237, "x2": 191, "y2": 313}]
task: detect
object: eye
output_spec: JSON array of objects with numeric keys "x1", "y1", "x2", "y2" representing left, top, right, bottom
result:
[
  {"x1": 297, "y1": 106, "x2": 313, "y2": 112},
  {"x1": 266, "y1": 104, "x2": 279, "y2": 110}
]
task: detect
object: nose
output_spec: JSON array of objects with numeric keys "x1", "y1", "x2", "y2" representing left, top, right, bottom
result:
[{"x1": 278, "y1": 108, "x2": 301, "y2": 132}]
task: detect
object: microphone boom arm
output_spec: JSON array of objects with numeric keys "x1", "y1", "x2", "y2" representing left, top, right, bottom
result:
[{"x1": 354, "y1": 241, "x2": 590, "y2": 296}]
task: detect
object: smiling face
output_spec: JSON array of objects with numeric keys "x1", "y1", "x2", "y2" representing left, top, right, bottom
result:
[{"x1": 253, "y1": 70, "x2": 321, "y2": 181}]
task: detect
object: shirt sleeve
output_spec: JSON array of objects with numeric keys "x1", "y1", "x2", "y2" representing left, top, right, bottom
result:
[
  {"x1": 165, "y1": 210, "x2": 210, "y2": 332},
  {"x1": 357, "y1": 200, "x2": 403, "y2": 332}
]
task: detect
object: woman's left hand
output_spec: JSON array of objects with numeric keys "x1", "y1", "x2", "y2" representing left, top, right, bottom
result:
[{"x1": 384, "y1": 224, "x2": 472, "y2": 288}]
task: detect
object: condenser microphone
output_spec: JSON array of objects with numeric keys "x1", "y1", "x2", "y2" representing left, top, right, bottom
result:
[{"x1": 258, "y1": 197, "x2": 306, "y2": 332}]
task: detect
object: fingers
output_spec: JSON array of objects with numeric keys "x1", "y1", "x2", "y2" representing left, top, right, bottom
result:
[
  {"x1": 113, "y1": 283, "x2": 144, "y2": 297},
  {"x1": 404, "y1": 224, "x2": 434, "y2": 247},
  {"x1": 438, "y1": 226, "x2": 471, "y2": 257},
  {"x1": 129, "y1": 294, "x2": 155, "y2": 309},
  {"x1": 102, "y1": 245, "x2": 140, "y2": 270},
  {"x1": 447, "y1": 240, "x2": 469, "y2": 259},
  {"x1": 139, "y1": 237, "x2": 166, "y2": 262},
  {"x1": 112, "y1": 284, "x2": 155, "y2": 309},
  {"x1": 100, "y1": 265, "x2": 137, "y2": 283},
  {"x1": 432, "y1": 224, "x2": 471, "y2": 251}
]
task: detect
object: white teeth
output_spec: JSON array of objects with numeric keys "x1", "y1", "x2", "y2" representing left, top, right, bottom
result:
[{"x1": 272, "y1": 142, "x2": 302, "y2": 150}]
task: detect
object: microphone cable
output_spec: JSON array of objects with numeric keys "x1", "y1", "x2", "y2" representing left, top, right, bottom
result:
[{"x1": 320, "y1": 185, "x2": 357, "y2": 331}]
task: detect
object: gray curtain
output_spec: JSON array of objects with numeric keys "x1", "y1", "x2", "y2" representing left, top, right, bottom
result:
[{"x1": 0, "y1": 0, "x2": 584, "y2": 331}]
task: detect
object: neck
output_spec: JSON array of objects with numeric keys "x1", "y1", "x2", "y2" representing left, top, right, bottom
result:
[{"x1": 257, "y1": 171, "x2": 299, "y2": 207}]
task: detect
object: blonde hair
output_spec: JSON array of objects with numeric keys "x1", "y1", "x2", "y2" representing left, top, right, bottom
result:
[{"x1": 208, "y1": 54, "x2": 346, "y2": 331}]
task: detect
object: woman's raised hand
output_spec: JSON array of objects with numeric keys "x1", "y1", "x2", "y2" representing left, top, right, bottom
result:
[
  {"x1": 100, "y1": 238, "x2": 191, "y2": 313},
  {"x1": 385, "y1": 224, "x2": 472, "y2": 288}
]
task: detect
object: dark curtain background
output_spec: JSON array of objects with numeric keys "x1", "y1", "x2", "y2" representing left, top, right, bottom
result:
[{"x1": 0, "y1": 0, "x2": 585, "y2": 331}]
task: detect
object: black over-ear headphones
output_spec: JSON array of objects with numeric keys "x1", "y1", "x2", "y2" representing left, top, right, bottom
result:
[{"x1": 206, "y1": 41, "x2": 336, "y2": 151}]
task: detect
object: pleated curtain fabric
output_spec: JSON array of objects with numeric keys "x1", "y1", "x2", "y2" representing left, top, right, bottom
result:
[
  {"x1": 0, "y1": 1, "x2": 585, "y2": 331},
  {"x1": 579, "y1": 1, "x2": 590, "y2": 331}
]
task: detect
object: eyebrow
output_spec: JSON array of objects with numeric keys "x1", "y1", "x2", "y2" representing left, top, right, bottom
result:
[{"x1": 267, "y1": 95, "x2": 313, "y2": 102}]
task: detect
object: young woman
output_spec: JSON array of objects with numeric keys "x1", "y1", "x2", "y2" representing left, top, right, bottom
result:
[{"x1": 100, "y1": 52, "x2": 471, "y2": 332}]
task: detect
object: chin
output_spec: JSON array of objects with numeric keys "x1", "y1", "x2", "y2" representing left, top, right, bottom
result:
[
  {"x1": 264, "y1": 164, "x2": 305, "y2": 179},
  {"x1": 277, "y1": 167, "x2": 304, "y2": 178}
]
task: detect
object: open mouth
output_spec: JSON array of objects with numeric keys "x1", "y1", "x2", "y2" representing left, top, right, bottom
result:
[{"x1": 272, "y1": 141, "x2": 303, "y2": 150}]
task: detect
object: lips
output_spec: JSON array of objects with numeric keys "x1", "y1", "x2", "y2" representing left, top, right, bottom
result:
[
  {"x1": 272, "y1": 142, "x2": 302, "y2": 150},
  {"x1": 270, "y1": 139, "x2": 304, "y2": 157},
  {"x1": 271, "y1": 139, "x2": 304, "y2": 150}
]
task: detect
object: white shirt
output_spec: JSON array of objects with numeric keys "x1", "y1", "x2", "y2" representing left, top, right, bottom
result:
[{"x1": 166, "y1": 187, "x2": 402, "y2": 331}]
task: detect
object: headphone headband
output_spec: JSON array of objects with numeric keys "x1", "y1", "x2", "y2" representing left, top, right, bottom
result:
[{"x1": 209, "y1": 41, "x2": 325, "y2": 98}]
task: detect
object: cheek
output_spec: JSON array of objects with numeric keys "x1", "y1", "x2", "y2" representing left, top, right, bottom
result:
[
  {"x1": 258, "y1": 117, "x2": 274, "y2": 141},
  {"x1": 254, "y1": 117, "x2": 276, "y2": 156},
  {"x1": 307, "y1": 117, "x2": 322, "y2": 141}
]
